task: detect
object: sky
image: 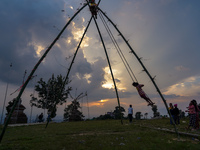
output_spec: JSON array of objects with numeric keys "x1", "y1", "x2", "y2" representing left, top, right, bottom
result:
[{"x1": 0, "y1": 0, "x2": 200, "y2": 123}]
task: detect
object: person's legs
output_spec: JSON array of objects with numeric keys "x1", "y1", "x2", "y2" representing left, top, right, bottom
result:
[
  {"x1": 170, "y1": 117, "x2": 173, "y2": 124},
  {"x1": 145, "y1": 98, "x2": 154, "y2": 106},
  {"x1": 174, "y1": 116, "x2": 176, "y2": 124},
  {"x1": 128, "y1": 114, "x2": 132, "y2": 123},
  {"x1": 177, "y1": 116, "x2": 180, "y2": 124},
  {"x1": 189, "y1": 114, "x2": 196, "y2": 129},
  {"x1": 195, "y1": 114, "x2": 199, "y2": 129},
  {"x1": 141, "y1": 95, "x2": 153, "y2": 105},
  {"x1": 193, "y1": 114, "x2": 197, "y2": 129}
]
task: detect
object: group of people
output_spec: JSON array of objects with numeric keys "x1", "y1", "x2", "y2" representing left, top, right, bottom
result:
[
  {"x1": 126, "y1": 81, "x2": 200, "y2": 130},
  {"x1": 185, "y1": 100, "x2": 199, "y2": 131},
  {"x1": 169, "y1": 103, "x2": 180, "y2": 125},
  {"x1": 169, "y1": 100, "x2": 200, "y2": 131}
]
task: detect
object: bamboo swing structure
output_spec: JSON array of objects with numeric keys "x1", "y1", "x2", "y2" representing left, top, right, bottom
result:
[{"x1": 0, "y1": 0, "x2": 179, "y2": 142}]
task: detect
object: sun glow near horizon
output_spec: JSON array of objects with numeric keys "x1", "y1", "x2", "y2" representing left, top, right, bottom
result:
[{"x1": 88, "y1": 99, "x2": 109, "y2": 107}]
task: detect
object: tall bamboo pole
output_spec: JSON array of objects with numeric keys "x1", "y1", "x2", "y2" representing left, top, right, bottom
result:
[{"x1": 93, "y1": 17, "x2": 123, "y2": 124}]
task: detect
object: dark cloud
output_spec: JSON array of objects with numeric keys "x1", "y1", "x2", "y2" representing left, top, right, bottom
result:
[{"x1": 0, "y1": 0, "x2": 84, "y2": 85}]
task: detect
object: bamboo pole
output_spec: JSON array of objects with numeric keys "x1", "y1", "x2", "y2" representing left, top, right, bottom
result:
[{"x1": 93, "y1": 17, "x2": 123, "y2": 124}]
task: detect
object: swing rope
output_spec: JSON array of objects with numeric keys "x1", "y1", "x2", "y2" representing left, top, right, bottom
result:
[
  {"x1": 99, "y1": 13, "x2": 155, "y2": 106},
  {"x1": 99, "y1": 11, "x2": 138, "y2": 83}
]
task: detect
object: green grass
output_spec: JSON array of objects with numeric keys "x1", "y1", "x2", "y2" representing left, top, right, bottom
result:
[{"x1": 0, "y1": 118, "x2": 200, "y2": 150}]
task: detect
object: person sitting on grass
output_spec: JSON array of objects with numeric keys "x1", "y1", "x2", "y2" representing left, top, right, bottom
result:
[{"x1": 132, "y1": 82, "x2": 155, "y2": 106}]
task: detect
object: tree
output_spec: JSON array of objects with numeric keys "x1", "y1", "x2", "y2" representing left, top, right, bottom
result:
[
  {"x1": 113, "y1": 106, "x2": 125, "y2": 119},
  {"x1": 144, "y1": 113, "x2": 148, "y2": 119},
  {"x1": 63, "y1": 99, "x2": 84, "y2": 121},
  {"x1": 152, "y1": 105, "x2": 160, "y2": 117},
  {"x1": 135, "y1": 112, "x2": 142, "y2": 120},
  {"x1": 95, "y1": 113, "x2": 114, "y2": 120},
  {"x1": 30, "y1": 74, "x2": 71, "y2": 119}
]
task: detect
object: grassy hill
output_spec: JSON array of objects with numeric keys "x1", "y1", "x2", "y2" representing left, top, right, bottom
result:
[{"x1": 0, "y1": 118, "x2": 199, "y2": 150}]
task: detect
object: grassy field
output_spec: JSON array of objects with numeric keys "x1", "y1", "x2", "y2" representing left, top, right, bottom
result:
[{"x1": 0, "y1": 118, "x2": 200, "y2": 150}]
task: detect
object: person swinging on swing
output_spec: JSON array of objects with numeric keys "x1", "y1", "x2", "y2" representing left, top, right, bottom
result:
[
  {"x1": 89, "y1": 0, "x2": 98, "y2": 19},
  {"x1": 132, "y1": 82, "x2": 155, "y2": 106}
]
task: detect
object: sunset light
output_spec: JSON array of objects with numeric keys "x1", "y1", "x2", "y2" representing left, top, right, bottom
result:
[
  {"x1": 70, "y1": 21, "x2": 90, "y2": 47},
  {"x1": 102, "y1": 83, "x2": 113, "y2": 89},
  {"x1": 35, "y1": 45, "x2": 44, "y2": 57},
  {"x1": 28, "y1": 42, "x2": 44, "y2": 57},
  {"x1": 89, "y1": 99, "x2": 109, "y2": 107},
  {"x1": 69, "y1": 6, "x2": 73, "y2": 10}
]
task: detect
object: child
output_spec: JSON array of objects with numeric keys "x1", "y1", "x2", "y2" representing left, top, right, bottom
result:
[
  {"x1": 132, "y1": 82, "x2": 155, "y2": 106},
  {"x1": 185, "y1": 101, "x2": 196, "y2": 130}
]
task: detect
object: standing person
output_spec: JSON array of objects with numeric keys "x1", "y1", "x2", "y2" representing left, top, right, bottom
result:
[
  {"x1": 169, "y1": 103, "x2": 174, "y2": 124},
  {"x1": 185, "y1": 101, "x2": 196, "y2": 131},
  {"x1": 173, "y1": 104, "x2": 180, "y2": 125},
  {"x1": 128, "y1": 105, "x2": 133, "y2": 123},
  {"x1": 192, "y1": 99, "x2": 200, "y2": 129},
  {"x1": 132, "y1": 82, "x2": 155, "y2": 106}
]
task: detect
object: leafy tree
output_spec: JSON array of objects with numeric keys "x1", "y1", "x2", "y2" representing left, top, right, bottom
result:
[
  {"x1": 152, "y1": 105, "x2": 160, "y2": 117},
  {"x1": 144, "y1": 113, "x2": 148, "y2": 119},
  {"x1": 63, "y1": 99, "x2": 84, "y2": 121},
  {"x1": 95, "y1": 113, "x2": 114, "y2": 120},
  {"x1": 30, "y1": 74, "x2": 71, "y2": 118},
  {"x1": 135, "y1": 112, "x2": 142, "y2": 120},
  {"x1": 113, "y1": 106, "x2": 125, "y2": 119}
]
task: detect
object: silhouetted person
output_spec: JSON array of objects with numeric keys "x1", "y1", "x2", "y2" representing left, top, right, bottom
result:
[
  {"x1": 128, "y1": 105, "x2": 133, "y2": 123},
  {"x1": 132, "y1": 82, "x2": 155, "y2": 106}
]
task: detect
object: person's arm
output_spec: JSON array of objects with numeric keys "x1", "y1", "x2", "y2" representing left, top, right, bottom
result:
[{"x1": 139, "y1": 84, "x2": 144, "y2": 88}]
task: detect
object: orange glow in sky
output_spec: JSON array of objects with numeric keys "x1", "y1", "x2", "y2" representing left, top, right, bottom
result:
[{"x1": 89, "y1": 99, "x2": 109, "y2": 107}]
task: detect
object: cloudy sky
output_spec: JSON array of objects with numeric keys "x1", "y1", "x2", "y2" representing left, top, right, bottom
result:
[{"x1": 0, "y1": 0, "x2": 200, "y2": 122}]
